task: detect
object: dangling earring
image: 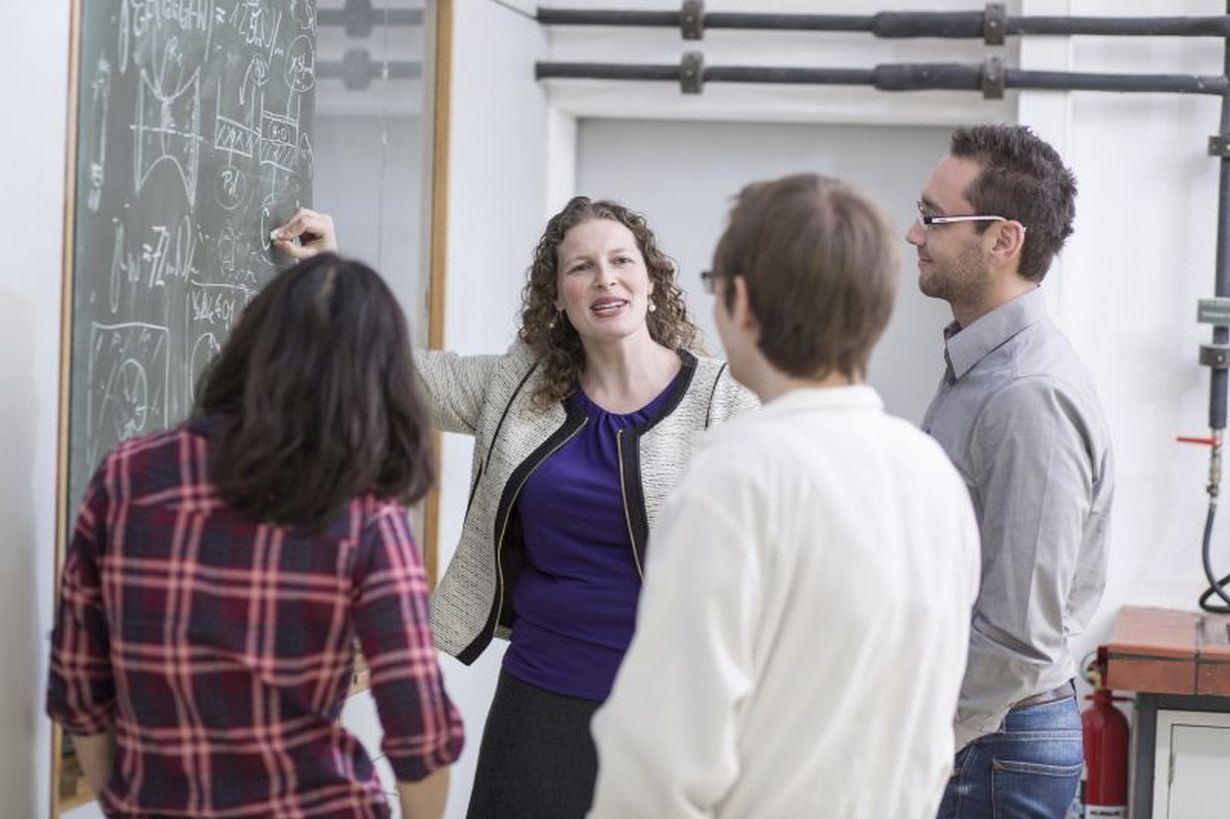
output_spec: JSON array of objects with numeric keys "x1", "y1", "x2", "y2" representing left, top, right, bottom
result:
[
  {"x1": 549, "y1": 308, "x2": 562, "y2": 329},
  {"x1": 648, "y1": 300, "x2": 657, "y2": 313}
]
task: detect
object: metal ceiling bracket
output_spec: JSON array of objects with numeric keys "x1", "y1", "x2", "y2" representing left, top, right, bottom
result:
[
  {"x1": 1210, "y1": 135, "x2": 1230, "y2": 157},
  {"x1": 681, "y1": 1, "x2": 705, "y2": 40},
  {"x1": 984, "y1": 3, "x2": 1007, "y2": 45},
  {"x1": 342, "y1": 48, "x2": 374, "y2": 90},
  {"x1": 1201, "y1": 344, "x2": 1230, "y2": 368},
  {"x1": 681, "y1": 51, "x2": 705, "y2": 93},
  {"x1": 981, "y1": 55, "x2": 1005, "y2": 98},
  {"x1": 343, "y1": 0, "x2": 375, "y2": 38}
]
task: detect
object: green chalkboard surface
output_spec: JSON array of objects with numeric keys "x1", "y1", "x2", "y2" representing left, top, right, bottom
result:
[{"x1": 66, "y1": 2, "x2": 316, "y2": 515}]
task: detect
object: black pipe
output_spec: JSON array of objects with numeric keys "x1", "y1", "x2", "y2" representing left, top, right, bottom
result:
[
  {"x1": 1204, "y1": 0, "x2": 1230, "y2": 611},
  {"x1": 703, "y1": 66, "x2": 874, "y2": 86},
  {"x1": 535, "y1": 10, "x2": 683, "y2": 27},
  {"x1": 709, "y1": 13, "x2": 876, "y2": 33},
  {"x1": 537, "y1": 7, "x2": 1230, "y2": 39},
  {"x1": 316, "y1": 60, "x2": 422, "y2": 79},
  {"x1": 535, "y1": 60, "x2": 1230, "y2": 96},
  {"x1": 317, "y1": 54, "x2": 422, "y2": 91},
  {"x1": 1211, "y1": 3, "x2": 1230, "y2": 432},
  {"x1": 535, "y1": 62, "x2": 681, "y2": 82},
  {"x1": 1009, "y1": 16, "x2": 1230, "y2": 37},
  {"x1": 1007, "y1": 68, "x2": 1227, "y2": 95},
  {"x1": 317, "y1": 9, "x2": 424, "y2": 27}
]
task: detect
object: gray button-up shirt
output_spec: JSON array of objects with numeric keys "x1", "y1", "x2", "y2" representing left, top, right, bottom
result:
[{"x1": 923, "y1": 287, "x2": 1114, "y2": 748}]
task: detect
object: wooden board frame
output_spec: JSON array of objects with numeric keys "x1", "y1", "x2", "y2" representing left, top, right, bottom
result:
[
  {"x1": 50, "y1": 0, "x2": 82, "y2": 811},
  {"x1": 49, "y1": 1, "x2": 453, "y2": 813},
  {"x1": 424, "y1": 0, "x2": 453, "y2": 588}
]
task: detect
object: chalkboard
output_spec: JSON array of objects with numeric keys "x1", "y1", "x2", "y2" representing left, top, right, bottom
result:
[{"x1": 66, "y1": 1, "x2": 317, "y2": 515}]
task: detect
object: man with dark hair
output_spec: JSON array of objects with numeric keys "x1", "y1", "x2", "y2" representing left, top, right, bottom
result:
[
  {"x1": 587, "y1": 173, "x2": 981, "y2": 818},
  {"x1": 909, "y1": 124, "x2": 1114, "y2": 816}
]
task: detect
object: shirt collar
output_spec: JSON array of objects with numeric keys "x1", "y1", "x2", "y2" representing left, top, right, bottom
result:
[
  {"x1": 758, "y1": 384, "x2": 884, "y2": 417},
  {"x1": 943, "y1": 287, "x2": 1046, "y2": 380}
]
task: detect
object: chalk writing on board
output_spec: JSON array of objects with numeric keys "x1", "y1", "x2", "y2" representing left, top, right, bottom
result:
[
  {"x1": 87, "y1": 57, "x2": 112, "y2": 213},
  {"x1": 133, "y1": 66, "x2": 202, "y2": 203},
  {"x1": 86, "y1": 322, "x2": 169, "y2": 469},
  {"x1": 69, "y1": 0, "x2": 315, "y2": 516}
]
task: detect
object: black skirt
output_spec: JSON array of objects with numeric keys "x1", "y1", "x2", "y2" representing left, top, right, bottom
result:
[{"x1": 466, "y1": 671, "x2": 603, "y2": 819}]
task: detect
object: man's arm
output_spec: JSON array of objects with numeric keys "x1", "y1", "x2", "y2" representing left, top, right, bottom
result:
[
  {"x1": 957, "y1": 378, "x2": 1094, "y2": 744},
  {"x1": 589, "y1": 463, "x2": 762, "y2": 818}
]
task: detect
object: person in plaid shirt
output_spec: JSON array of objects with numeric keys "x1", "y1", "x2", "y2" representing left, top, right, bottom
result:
[{"x1": 47, "y1": 254, "x2": 464, "y2": 818}]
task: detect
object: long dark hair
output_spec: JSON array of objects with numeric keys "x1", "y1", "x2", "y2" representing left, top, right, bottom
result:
[
  {"x1": 518, "y1": 196, "x2": 699, "y2": 408},
  {"x1": 197, "y1": 253, "x2": 433, "y2": 526}
]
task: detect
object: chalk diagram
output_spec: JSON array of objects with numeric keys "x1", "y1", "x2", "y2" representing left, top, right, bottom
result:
[
  {"x1": 213, "y1": 71, "x2": 258, "y2": 212},
  {"x1": 87, "y1": 56, "x2": 112, "y2": 213},
  {"x1": 216, "y1": 225, "x2": 237, "y2": 276},
  {"x1": 186, "y1": 280, "x2": 252, "y2": 400},
  {"x1": 188, "y1": 332, "x2": 222, "y2": 403},
  {"x1": 75, "y1": 0, "x2": 316, "y2": 467},
  {"x1": 87, "y1": 322, "x2": 169, "y2": 468},
  {"x1": 298, "y1": 130, "x2": 314, "y2": 170},
  {"x1": 133, "y1": 66, "x2": 202, "y2": 203},
  {"x1": 118, "y1": 0, "x2": 216, "y2": 75},
  {"x1": 295, "y1": 0, "x2": 318, "y2": 34},
  {"x1": 239, "y1": 53, "x2": 271, "y2": 106},
  {"x1": 108, "y1": 221, "x2": 127, "y2": 314},
  {"x1": 259, "y1": 110, "x2": 299, "y2": 175},
  {"x1": 285, "y1": 35, "x2": 315, "y2": 93},
  {"x1": 214, "y1": 163, "x2": 250, "y2": 210}
]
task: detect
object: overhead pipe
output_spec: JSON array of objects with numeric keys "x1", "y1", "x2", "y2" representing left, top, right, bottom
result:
[
  {"x1": 317, "y1": 51, "x2": 422, "y2": 91},
  {"x1": 537, "y1": 2, "x2": 1230, "y2": 43},
  {"x1": 535, "y1": 55, "x2": 1230, "y2": 98},
  {"x1": 318, "y1": 1, "x2": 424, "y2": 37}
]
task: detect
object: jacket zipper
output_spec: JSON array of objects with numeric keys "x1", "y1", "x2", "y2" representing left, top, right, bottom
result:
[
  {"x1": 616, "y1": 429, "x2": 644, "y2": 579},
  {"x1": 491, "y1": 417, "x2": 589, "y2": 637}
]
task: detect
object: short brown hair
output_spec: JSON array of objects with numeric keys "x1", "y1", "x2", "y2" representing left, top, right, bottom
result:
[
  {"x1": 712, "y1": 173, "x2": 898, "y2": 380},
  {"x1": 518, "y1": 196, "x2": 699, "y2": 407},
  {"x1": 950, "y1": 124, "x2": 1077, "y2": 283}
]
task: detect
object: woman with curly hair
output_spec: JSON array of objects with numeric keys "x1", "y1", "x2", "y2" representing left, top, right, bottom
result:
[{"x1": 273, "y1": 200, "x2": 756, "y2": 818}]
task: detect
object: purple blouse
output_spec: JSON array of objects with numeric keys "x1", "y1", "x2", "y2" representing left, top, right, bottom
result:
[{"x1": 502, "y1": 374, "x2": 681, "y2": 701}]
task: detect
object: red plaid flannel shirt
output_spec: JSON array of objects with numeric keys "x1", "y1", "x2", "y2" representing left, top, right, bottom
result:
[{"x1": 47, "y1": 420, "x2": 463, "y2": 817}]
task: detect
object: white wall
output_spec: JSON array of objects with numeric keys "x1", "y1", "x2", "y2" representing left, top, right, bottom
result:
[
  {"x1": 1053, "y1": 0, "x2": 1229, "y2": 660},
  {"x1": 314, "y1": 113, "x2": 427, "y2": 337},
  {"x1": 436, "y1": 1, "x2": 548, "y2": 815},
  {"x1": 0, "y1": 3, "x2": 70, "y2": 818},
  {"x1": 575, "y1": 117, "x2": 955, "y2": 424}
]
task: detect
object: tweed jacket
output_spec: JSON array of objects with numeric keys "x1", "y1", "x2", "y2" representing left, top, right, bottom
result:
[{"x1": 416, "y1": 342, "x2": 758, "y2": 664}]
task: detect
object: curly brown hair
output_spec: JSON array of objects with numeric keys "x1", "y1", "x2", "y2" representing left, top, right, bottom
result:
[{"x1": 518, "y1": 196, "x2": 699, "y2": 408}]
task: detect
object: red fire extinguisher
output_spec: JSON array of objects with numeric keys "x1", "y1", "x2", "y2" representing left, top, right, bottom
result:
[{"x1": 1082, "y1": 648, "x2": 1129, "y2": 818}]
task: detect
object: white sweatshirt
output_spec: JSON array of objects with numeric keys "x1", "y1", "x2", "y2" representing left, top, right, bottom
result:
[{"x1": 589, "y1": 385, "x2": 980, "y2": 819}]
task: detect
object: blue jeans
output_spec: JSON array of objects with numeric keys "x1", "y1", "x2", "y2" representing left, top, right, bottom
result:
[{"x1": 937, "y1": 695, "x2": 1083, "y2": 819}]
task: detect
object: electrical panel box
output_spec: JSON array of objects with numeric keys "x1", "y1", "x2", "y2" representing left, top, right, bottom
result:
[{"x1": 1152, "y1": 709, "x2": 1230, "y2": 819}]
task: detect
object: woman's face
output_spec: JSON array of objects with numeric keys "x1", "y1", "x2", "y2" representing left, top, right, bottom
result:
[{"x1": 554, "y1": 218, "x2": 654, "y2": 347}]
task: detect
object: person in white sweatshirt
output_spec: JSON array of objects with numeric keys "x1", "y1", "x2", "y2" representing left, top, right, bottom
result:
[{"x1": 587, "y1": 173, "x2": 982, "y2": 819}]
